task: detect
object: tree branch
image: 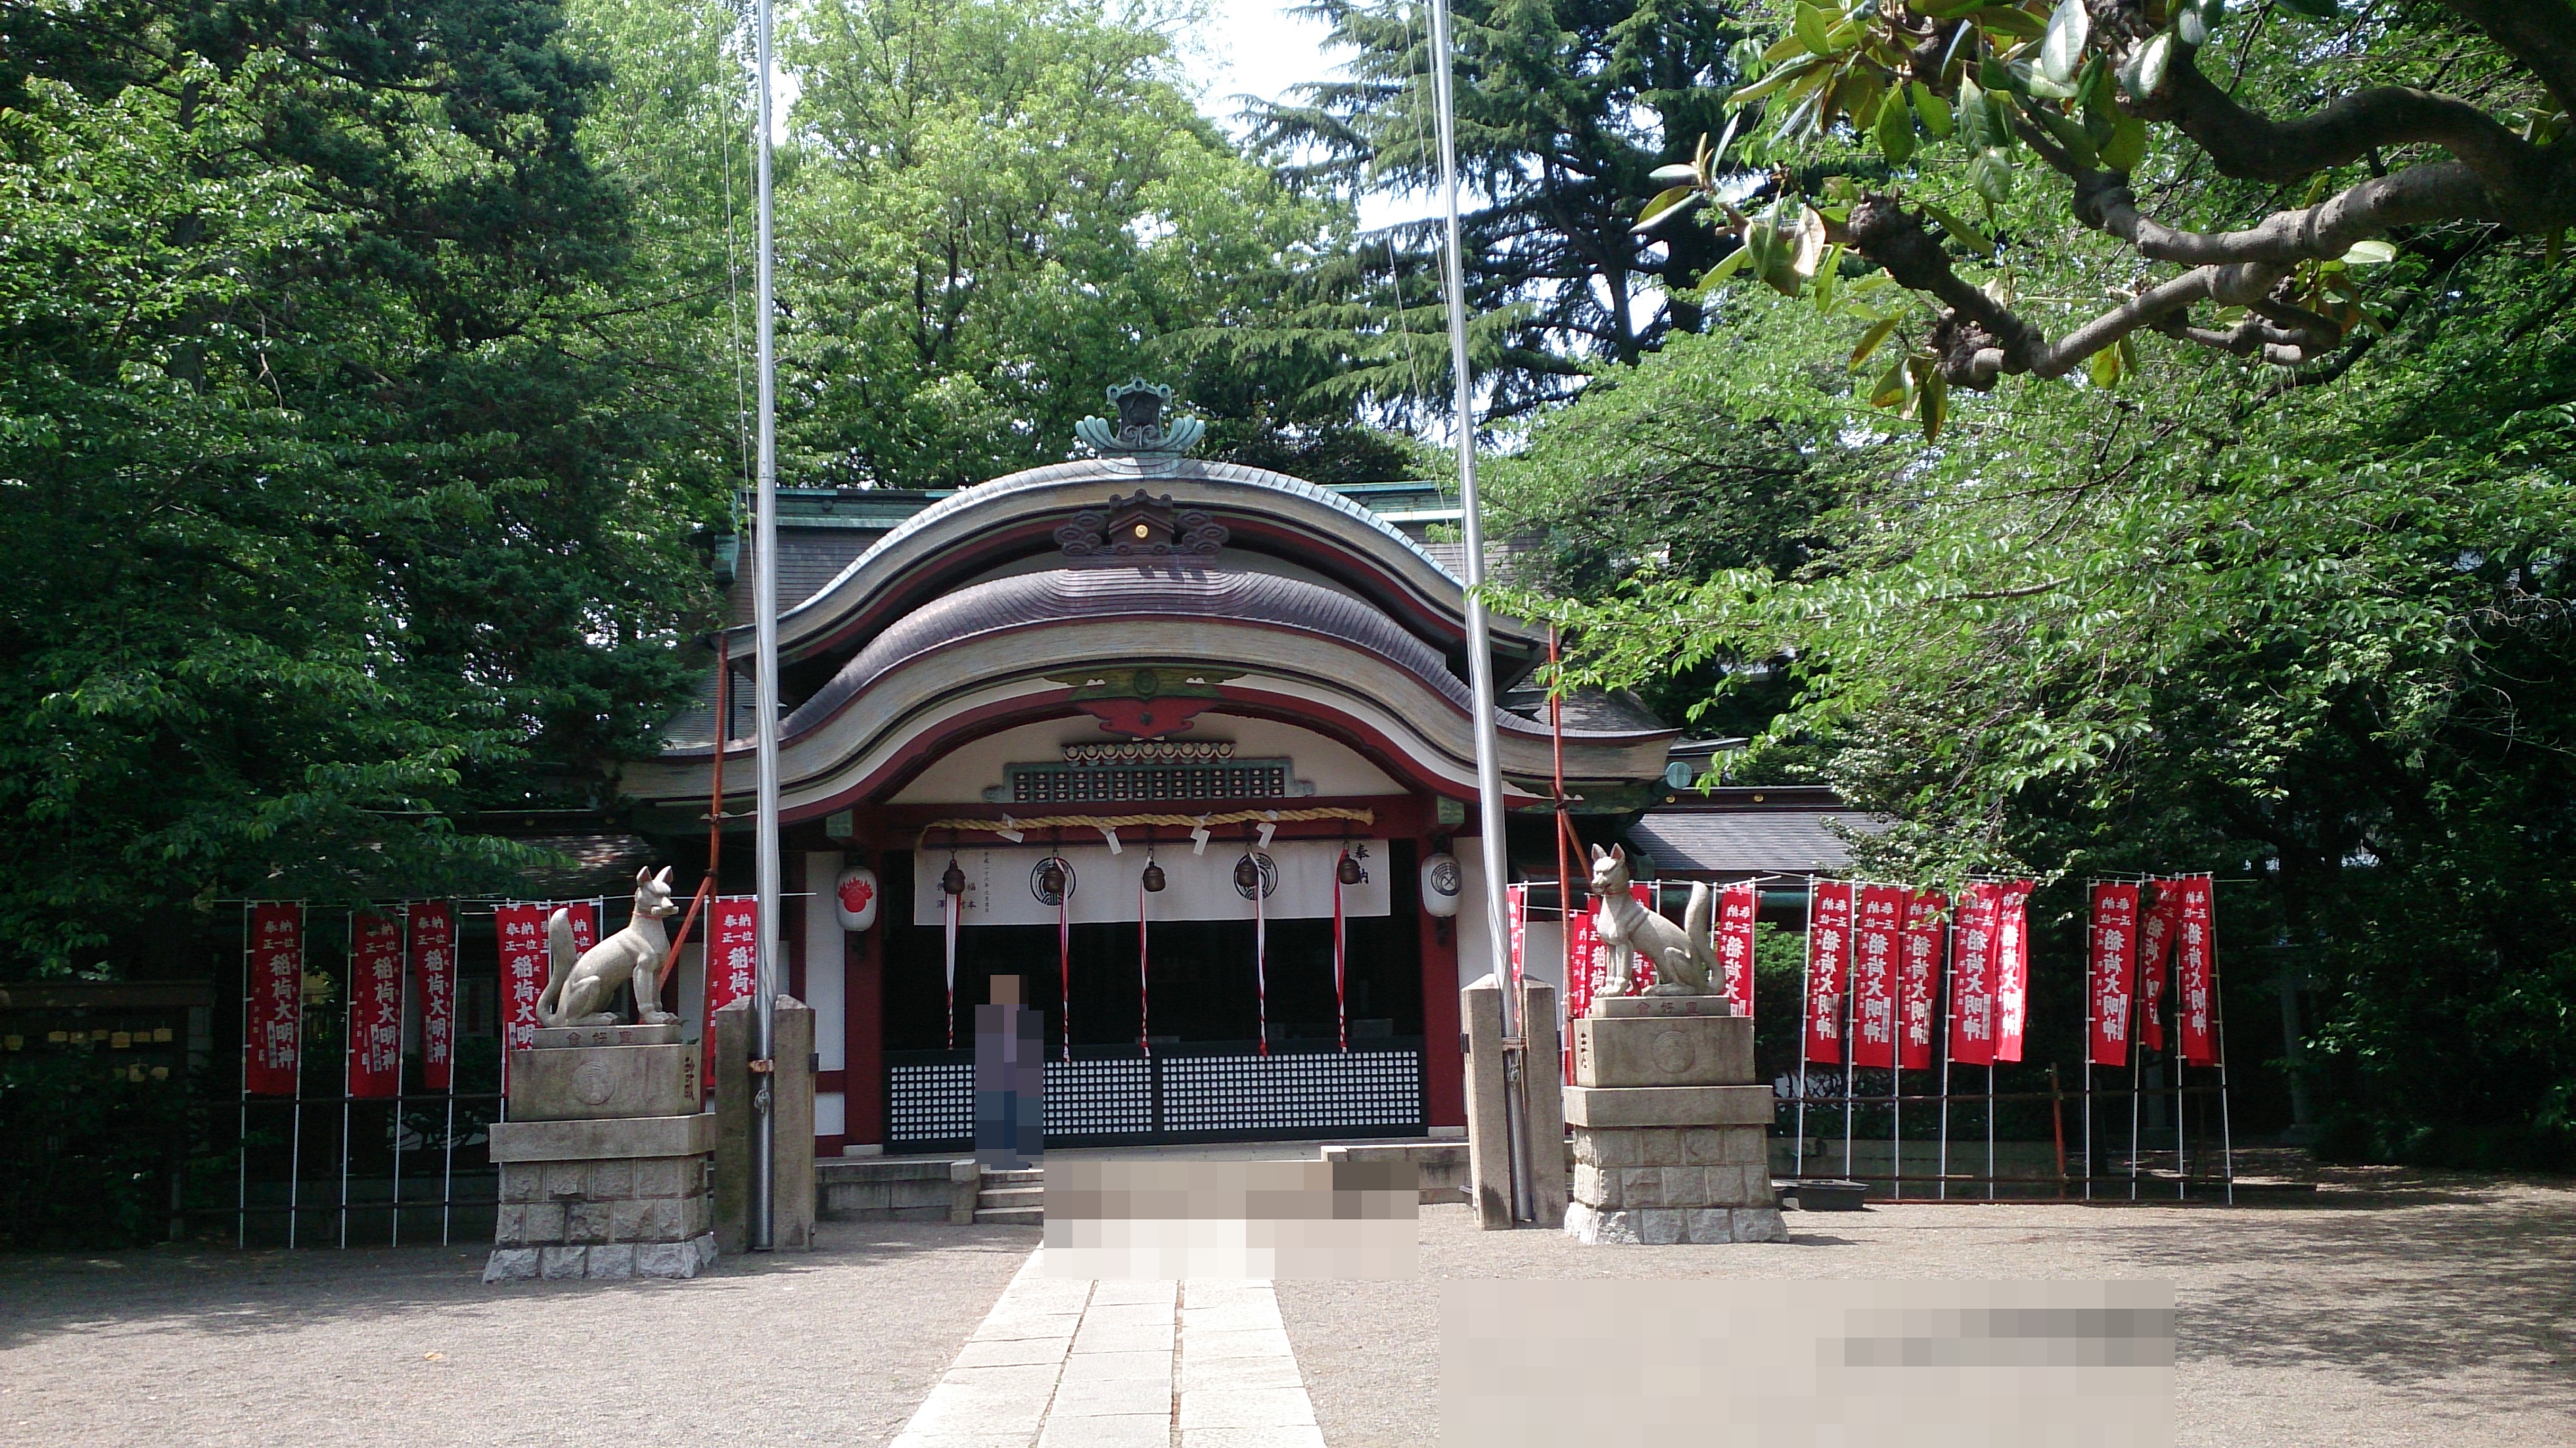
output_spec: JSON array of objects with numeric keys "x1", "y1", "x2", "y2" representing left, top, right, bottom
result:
[{"x1": 2443, "y1": 0, "x2": 2576, "y2": 118}]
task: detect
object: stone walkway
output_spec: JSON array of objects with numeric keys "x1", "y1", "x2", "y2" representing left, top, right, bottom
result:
[{"x1": 892, "y1": 1248, "x2": 1323, "y2": 1448}]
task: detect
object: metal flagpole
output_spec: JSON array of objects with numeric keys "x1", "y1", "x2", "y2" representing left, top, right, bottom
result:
[
  {"x1": 1985, "y1": 1060, "x2": 1997, "y2": 1202},
  {"x1": 2127, "y1": 964, "x2": 2143, "y2": 1203},
  {"x1": 1841, "y1": 891, "x2": 1856, "y2": 1183},
  {"x1": 1794, "y1": 876, "x2": 1812, "y2": 1178},
  {"x1": 2213, "y1": 882, "x2": 2236, "y2": 1205},
  {"x1": 287, "y1": 901, "x2": 306, "y2": 1250},
  {"x1": 340, "y1": 911, "x2": 354, "y2": 1249},
  {"x1": 2082, "y1": 886, "x2": 2096, "y2": 1202},
  {"x1": 1938, "y1": 916, "x2": 1954, "y2": 1200},
  {"x1": 237, "y1": 907, "x2": 251, "y2": 1248},
  {"x1": 392, "y1": 905, "x2": 407, "y2": 1247},
  {"x1": 1427, "y1": 0, "x2": 1527, "y2": 1224},
  {"x1": 747, "y1": 0, "x2": 783, "y2": 1254}
]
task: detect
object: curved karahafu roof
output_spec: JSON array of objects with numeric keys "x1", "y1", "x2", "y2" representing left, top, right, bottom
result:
[
  {"x1": 783, "y1": 564, "x2": 1562, "y2": 738},
  {"x1": 718, "y1": 456, "x2": 1552, "y2": 669}
]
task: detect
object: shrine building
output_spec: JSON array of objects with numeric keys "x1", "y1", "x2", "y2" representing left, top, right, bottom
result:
[{"x1": 620, "y1": 385, "x2": 1694, "y2": 1154}]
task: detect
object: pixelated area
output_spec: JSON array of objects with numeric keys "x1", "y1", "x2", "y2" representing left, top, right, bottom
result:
[
  {"x1": 1442, "y1": 1279, "x2": 2173, "y2": 1447},
  {"x1": 1042, "y1": 1158, "x2": 1418, "y2": 1279}
]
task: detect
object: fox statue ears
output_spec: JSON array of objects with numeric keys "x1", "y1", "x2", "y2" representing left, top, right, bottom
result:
[
  {"x1": 635, "y1": 866, "x2": 673, "y2": 888},
  {"x1": 1588, "y1": 844, "x2": 1627, "y2": 867}
]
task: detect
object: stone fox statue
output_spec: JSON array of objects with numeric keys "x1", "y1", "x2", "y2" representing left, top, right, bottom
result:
[
  {"x1": 1588, "y1": 845, "x2": 1718, "y2": 1003},
  {"x1": 538, "y1": 867, "x2": 681, "y2": 1027}
]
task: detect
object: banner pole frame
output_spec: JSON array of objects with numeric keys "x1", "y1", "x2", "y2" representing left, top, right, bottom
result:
[
  {"x1": 2128, "y1": 933, "x2": 2144, "y2": 1203},
  {"x1": 287, "y1": 901, "x2": 306, "y2": 1251},
  {"x1": 2082, "y1": 883, "x2": 2095, "y2": 1203},
  {"x1": 1938, "y1": 913, "x2": 1954, "y2": 1201},
  {"x1": 340, "y1": 910, "x2": 354, "y2": 1249},
  {"x1": 1794, "y1": 876, "x2": 1812, "y2": 1178},
  {"x1": 1841, "y1": 884, "x2": 1855, "y2": 1184},
  {"x1": 2212, "y1": 874, "x2": 2236, "y2": 1205},
  {"x1": 392, "y1": 904, "x2": 408, "y2": 1248},
  {"x1": 237, "y1": 905, "x2": 252, "y2": 1248}
]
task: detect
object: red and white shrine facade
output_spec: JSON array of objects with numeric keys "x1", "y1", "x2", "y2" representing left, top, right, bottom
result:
[{"x1": 620, "y1": 439, "x2": 1676, "y2": 1155}]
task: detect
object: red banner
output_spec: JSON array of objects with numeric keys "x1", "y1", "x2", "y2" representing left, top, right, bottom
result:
[
  {"x1": 1715, "y1": 882, "x2": 1758, "y2": 1018},
  {"x1": 409, "y1": 901, "x2": 457, "y2": 1090},
  {"x1": 1803, "y1": 882, "x2": 1854, "y2": 1064},
  {"x1": 347, "y1": 911, "x2": 405, "y2": 1099},
  {"x1": 495, "y1": 903, "x2": 548, "y2": 1090},
  {"x1": 2137, "y1": 881, "x2": 2180, "y2": 1052},
  {"x1": 1506, "y1": 884, "x2": 1527, "y2": 987},
  {"x1": 1898, "y1": 890, "x2": 1946, "y2": 1070},
  {"x1": 2174, "y1": 875, "x2": 2219, "y2": 1066},
  {"x1": 1947, "y1": 884, "x2": 2001, "y2": 1067},
  {"x1": 2087, "y1": 882, "x2": 2140, "y2": 1068},
  {"x1": 244, "y1": 903, "x2": 304, "y2": 1096},
  {"x1": 1564, "y1": 902, "x2": 1598, "y2": 1081},
  {"x1": 1850, "y1": 885, "x2": 1905, "y2": 1069},
  {"x1": 705, "y1": 895, "x2": 758, "y2": 1086},
  {"x1": 1993, "y1": 881, "x2": 2035, "y2": 1064}
]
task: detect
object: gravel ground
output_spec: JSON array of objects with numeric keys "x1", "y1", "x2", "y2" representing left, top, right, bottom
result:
[
  {"x1": 1276, "y1": 1168, "x2": 2576, "y2": 1448},
  {"x1": 0, "y1": 1220, "x2": 1041, "y2": 1448},
  {"x1": 9, "y1": 1167, "x2": 2571, "y2": 1447}
]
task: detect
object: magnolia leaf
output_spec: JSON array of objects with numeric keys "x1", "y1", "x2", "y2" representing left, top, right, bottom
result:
[
  {"x1": 1727, "y1": 57, "x2": 1822, "y2": 108},
  {"x1": 2040, "y1": 0, "x2": 2090, "y2": 84},
  {"x1": 1920, "y1": 200, "x2": 1994, "y2": 255},
  {"x1": 2176, "y1": 7, "x2": 2207, "y2": 47},
  {"x1": 2013, "y1": 64, "x2": 2078, "y2": 102},
  {"x1": 2117, "y1": 332, "x2": 2140, "y2": 376},
  {"x1": 1790, "y1": 204, "x2": 1830, "y2": 279},
  {"x1": 1762, "y1": 33, "x2": 1810, "y2": 64},
  {"x1": 1910, "y1": 80, "x2": 1954, "y2": 136},
  {"x1": 1649, "y1": 163, "x2": 1700, "y2": 185},
  {"x1": 1875, "y1": 85, "x2": 1917, "y2": 164},
  {"x1": 1899, "y1": 356, "x2": 1928, "y2": 420},
  {"x1": 1851, "y1": 315, "x2": 1900, "y2": 370},
  {"x1": 1973, "y1": 7, "x2": 2046, "y2": 41},
  {"x1": 1814, "y1": 242, "x2": 1844, "y2": 307},
  {"x1": 1971, "y1": 149, "x2": 2015, "y2": 206},
  {"x1": 1634, "y1": 186, "x2": 1702, "y2": 232},
  {"x1": 2027, "y1": 99, "x2": 2096, "y2": 169},
  {"x1": 1921, "y1": 368, "x2": 1949, "y2": 441},
  {"x1": 1700, "y1": 245, "x2": 1754, "y2": 286},
  {"x1": 2339, "y1": 239, "x2": 2398, "y2": 265},
  {"x1": 1793, "y1": 5, "x2": 1835, "y2": 57},
  {"x1": 1871, "y1": 356, "x2": 1909, "y2": 408},
  {"x1": 2088, "y1": 342, "x2": 2122, "y2": 388},
  {"x1": 1916, "y1": 0, "x2": 1990, "y2": 17},
  {"x1": 2100, "y1": 113, "x2": 2148, "y2": 171},
  {"x1": 2120, "y1": 32, "x2": 2174, "y2": 99}
]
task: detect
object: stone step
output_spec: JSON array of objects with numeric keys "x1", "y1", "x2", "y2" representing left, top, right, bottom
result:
[
  {"x1": 978, "y1": 1185, "x2": 1042, "y2": 1208},
  {"x1": 980, "y1": 1167, "x2": 1044, "y2": 1184},
  {"x1": 974, "y1": 1204, "x2": 1042, "y2": 1225}
]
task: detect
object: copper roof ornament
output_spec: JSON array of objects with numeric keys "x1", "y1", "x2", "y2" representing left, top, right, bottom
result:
[{"x1": 1074, "y1": 379, "x2": 1205, "y2": 457}]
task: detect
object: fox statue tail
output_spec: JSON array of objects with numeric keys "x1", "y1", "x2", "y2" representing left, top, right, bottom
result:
[
  {"x1": 1684, "y1": 882, "x2": 1717, "y2": 982},
  {"x1": 535, "y1": 906, "x2": 578, "y2": 1027}
]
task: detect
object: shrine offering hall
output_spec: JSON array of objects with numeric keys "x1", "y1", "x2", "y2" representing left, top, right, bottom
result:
[{"x1": 624, "y1": 445, "x2": 1678, "y2": 1154}]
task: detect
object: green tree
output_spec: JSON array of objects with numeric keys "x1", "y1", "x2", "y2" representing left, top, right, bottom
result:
[
  {"x1": 773, "y1": 0, "x2": 1409, "y2": 487},
  {"x1": 1254, "y1": 0, "x2": 1759, "y2": 413},
  {"x1": 0, "y1": 0, "x2": 716, "y2": 976}
]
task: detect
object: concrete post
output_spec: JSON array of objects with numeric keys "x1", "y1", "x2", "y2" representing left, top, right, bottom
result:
[
  {"x1": 712, "y1": 998, "x2": 751, "y2": 1256},
  {"x1": 1460, "y1": 974, "x2": 1512, "y2": 1229},
  {"x1": 1521, "y1": 981, "x2": 1567, "y2": 1229},
  {"x1": 771, "y1": 997, "x2": 816, "y2": 1249}
]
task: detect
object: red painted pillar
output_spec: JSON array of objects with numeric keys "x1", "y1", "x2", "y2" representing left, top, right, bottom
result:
[
  {"x1": 1419, "y1": 833, "x2": 1465, "y2": 1130},
  {"x1": 844, "y1": 844, "x2": 887, "y2": 1150}
]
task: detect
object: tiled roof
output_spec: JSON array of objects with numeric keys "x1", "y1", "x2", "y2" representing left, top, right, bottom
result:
[{"x1": 1624, "y1": 809, "x2": 1890, "y2": 877}]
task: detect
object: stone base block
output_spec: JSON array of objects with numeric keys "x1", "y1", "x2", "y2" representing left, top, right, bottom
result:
[
  {"x1": 505, "y1": 1044, "x2": 695, "y2": 1121},
  {"x1": 485, "y1": 1234, "x2": 717, "y2": 1283},
  {"x1": 1590, "y1": 995, "x2": 1735, "y2": 1018},
  {"x1": 1573, "y1": 1014, "x2": 1755, "y2": 1088},
  {"x1": 530, "y1": 1022, "x2": 682, "y2": 1049},
  {"x1": 1565, "y1": 1200, "x2": 1787, "y2": 1246},
  {"x1": 1563, "y1": 1083, "x2": 1774, "y2": 1129}
]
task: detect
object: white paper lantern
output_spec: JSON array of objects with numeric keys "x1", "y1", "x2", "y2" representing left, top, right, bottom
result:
[
  {"x1": 833, "y1": 865, "x2": 881, "y2": 932},
  {"x1": 1419, "y1": 853, "x2": 1463, "y2": 917}
]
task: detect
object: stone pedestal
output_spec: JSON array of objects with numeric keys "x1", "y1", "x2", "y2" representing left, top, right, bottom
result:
[
  {"x1": 484, "y1": 1023, "x2": 718, "y2": 1282},
  {"x1": 1563, "y1": 997, "x2": 1785, "y2": 1246}
]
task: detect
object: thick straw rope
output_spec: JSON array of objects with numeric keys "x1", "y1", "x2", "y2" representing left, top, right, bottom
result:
[{"x1": 913, "y1": 807, "x2": 1374, "y2": 848}]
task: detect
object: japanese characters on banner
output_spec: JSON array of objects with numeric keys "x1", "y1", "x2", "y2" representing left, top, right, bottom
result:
[
  {"x1": 2087, "y1": 883, "x2": 2141, "y2": 1068},
  {"x1": 1897, "y1": 891, "x2": 1946, "y2": 1070},
  {"x1": 2174, "y1": 875, "x2": 2219, "y2": 1066},
  {"x1": 408, "y1": 901, "x2": 457, "y2": 1090},
  {"x1": 1849, "y1": 886, "x2": 1906, "y2": 1069},
  {"x1": 2137, "y1": 882, "x2": 2180, "y2": 1052},
  {"x1": 1506, "y1": 884, "x2": 1528, "y2": 987},
  {"x1": 1803, "y1": 882, "x2": 1854, "y2": 1064},
  {"x1": 1716, "y1": 882, "x2": 1758, "y2": 1018},
  {"x1": 704, "y1": 895, "x2": 759, "y2": 1085},
  {"x1": 1563, "y1": 901, "x2": 1604, "y2": 1081},
  {"x1": 1947, "y1": 883, "x2": 2002, "y2": 1067},
  {"x1": 494, "y1": 904, "x2": 549, "y2": 1084},
  {"x1": 1992, "y1": 882, "x2": 2035, "y2": 1064},
  {"x1": 245, "y1": 903, "x2": 305, "y2": 1096},
  {"x1": 346, "y1": 911, "x2": 405, "y2": 1099}
]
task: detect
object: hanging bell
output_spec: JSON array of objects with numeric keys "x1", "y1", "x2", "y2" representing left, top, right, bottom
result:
[
  {"x1": 940, "y1": 857, "x2": 967, "y2": 896},
  {"x1": 1039, "y1": 859, "x2": 1067, "y2": 897},
  {"x1": 1337, "y1": 853, "x2": 1364, "y2": 886},
  {"x1": 1141, "y1": 859, "x2": 1166, "y2": 893},
  {"x1": 1233, "y1": 853, "x2": 1262, "y2": 892}
]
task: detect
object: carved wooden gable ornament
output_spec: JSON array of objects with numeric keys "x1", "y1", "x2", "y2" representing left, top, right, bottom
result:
[{"x1": 1055, "y1": 489, "x2": 1228, "y2": 560}]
